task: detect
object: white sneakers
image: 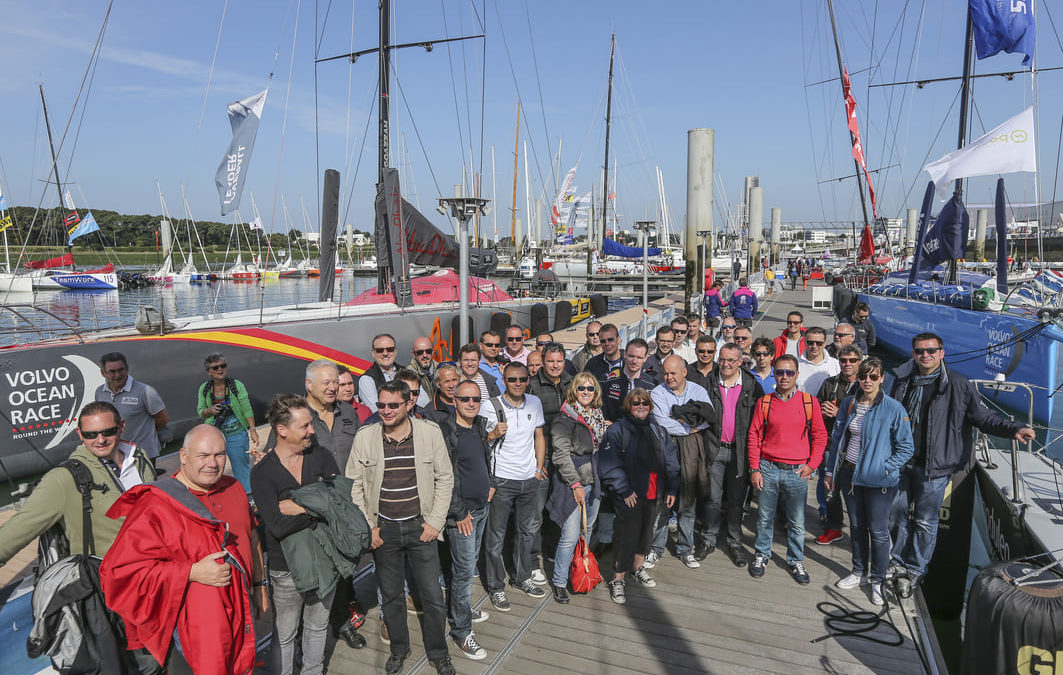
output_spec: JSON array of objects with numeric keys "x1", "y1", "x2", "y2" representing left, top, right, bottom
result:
[{"x1": 835, "y1": 573, "x2": 869, "y2": 590}]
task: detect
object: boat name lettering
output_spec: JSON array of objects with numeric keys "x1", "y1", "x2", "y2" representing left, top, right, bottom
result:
[
  {"x1": 4, "y1": 367, "x2": 71, "y2": 387},
  {"x1": 983, "y1": 501, "x2": 1012, "y2": 561}
]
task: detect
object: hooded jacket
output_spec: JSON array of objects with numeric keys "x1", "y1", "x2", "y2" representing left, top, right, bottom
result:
[
  {"x1": 100, "y1": 477, "x2": 256, "y2": 675},
  {"x1": 825, "y1": 392, "x2": 914, "y2": 488}
]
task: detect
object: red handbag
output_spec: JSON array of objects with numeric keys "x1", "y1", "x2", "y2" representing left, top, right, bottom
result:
[{"x1": 569, "y1": 502, "x2": 602, "y2": 593}]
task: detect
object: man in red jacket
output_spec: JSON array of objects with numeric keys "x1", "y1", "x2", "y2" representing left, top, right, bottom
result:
[
  {"x1": 772, "y1": 311, "x2": 807, "y2": 359},
  {"x1": 101, "y1": 425, "x2": 268, "y2": 675},
  {"x1": 746, "y1": 355, "x2": 828, "y2": 585}
]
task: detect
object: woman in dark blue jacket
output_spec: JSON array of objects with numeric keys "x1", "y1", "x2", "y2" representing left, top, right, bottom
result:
[
  {"x1": 598, "y1": 388, "x2": 679, "y2": 604},
  {"x1": 824, "y1": 357, "x2": 914, "y2": 606}
]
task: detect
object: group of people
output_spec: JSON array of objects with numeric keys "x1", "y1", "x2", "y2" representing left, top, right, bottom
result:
[{"x1": 0, "y1": 302, "x2": 1036, "y2": 674}]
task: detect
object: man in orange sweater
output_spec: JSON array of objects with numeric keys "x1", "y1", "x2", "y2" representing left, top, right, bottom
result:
[{"x1": 746, "y1": 355, "x2": 828, "y2": 585}]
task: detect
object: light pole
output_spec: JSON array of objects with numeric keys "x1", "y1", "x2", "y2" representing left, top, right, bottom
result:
[
  {"x1": 634, "y1": 220, "x2": 657, "y2": 339},
  {"x1": 438, "y1": 195, "x2": 490, "y2": 349}
]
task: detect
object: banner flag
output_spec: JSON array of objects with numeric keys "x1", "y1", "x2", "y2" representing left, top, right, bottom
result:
[
  {"x1": 248, "y1": 217, "x2": 263, "y2": 231},
  {"x1": 65, "y1": 211, "x2": 81, "y2": 227},
  {"x1": 924, "y1": 106, "x2": 1036, "y2": 199},
  {"x1": 970, "y1": 0, "x2": 1035, "y2": 66},
  {"x1": 551, "y1": 166, "x2": 577, "y2": 226},
  {"x1": 0, "y1": 189, "x2": 7, "y2": 211},
  {"x1": 215, "y1": 90, "x2": 268, "y2": 216},
  {"x1": 63, "y1": 190, "x2": 76, "y2": 210},
  {"x1": 0, "y1": 215, "x2": 11, "y2": 233},
  {"x1": 842, "y1": 69, "x2": 878, "y2": 218},
  {"x1": 67, "y1": 211, "x2": 100, "y2": 244}
]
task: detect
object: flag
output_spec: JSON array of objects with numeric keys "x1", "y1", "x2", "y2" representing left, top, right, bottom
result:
[
  {"x1": 857, "y1": 224, "x2": 875, "y2": 262},
  {"x1": 970, "y1": 0, "x2": 1035, "y2": 66},
  {"x1": 0, "y1": 189, "x2": 7, "y2": 211},
  {"x1": 248, "y1": 217, "x2": 263, "y2": 231},
  {"x1": 63, "y1": 190, "x2": 76, "y2": 210},
  {"x1": 0, "y1": 215, "x2": 11, "y2": 233},
  {"x1": 65, "y1": 211, "x2": 81, "y2": 227},
  {"x1": 551, "y1": 166, "x2": 577, "y2": 225},
  {"x1": 68, "y1": 211, "x2": 100, "y2": 244},
  {"x1": 215, "y1": 90, "x2": 268, "y2": 216},
  {"x1": 842, "y1": 69, "x2": 878, "y2": 218},
  {"x1": 909, "y1": 182, "x2": 936, "y2": 284},
  {"x1": 923, "y1": 106, "x2": 1035, "y2": 198}
]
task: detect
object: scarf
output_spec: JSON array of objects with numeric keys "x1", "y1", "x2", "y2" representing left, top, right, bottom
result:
[
  {"x1": 625, "y1": 412, "x2": 661, "y2": 472},
  {"x1": 902, "y1": 367, "x2": 941, "y2": 431},
  {"x1": 572, "y1": 402, "x2": 608, "y2": 450}
]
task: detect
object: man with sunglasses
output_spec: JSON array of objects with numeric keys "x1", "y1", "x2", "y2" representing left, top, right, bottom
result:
[
  {"x1": 603, "y1": 338, "x2": 657, "y2": 422},
  {"x1": 732, "y1": 326, "x2": 755, "y2": 370},
  {"x1": 95, "y1": 352, "x2": 169, "y2": 463},
  {"x1": 347, "y1": 380, "x2": 455, "y2": 675},
  {"x1": 772, "y1": 312, "x2": 806, "y2": 359},
  {"x1": 685, "y1": 335, "x2": 717, "y2": 391},
  {"x1": 481, "y1": 362, "x2": 548, "y2": 610},
  {"x1": 796, "y1": 327, "x2": 839, "y2": 396},
  {"x1": 750, "y1": 338, "x2": 777, "y2": 394},
  {"x1": 570, "y1": 321, "x2": 603, "y2": 372},
  {"x1": 479, "y1": 330, "x2": 508, "y2": 390},
  {"x1": 584, "y1": 323, "x2": 624, "y2": 381},
  {"x1": 827, "y1": 322, "x2": 857, "y2": 359},
  {"x1": 671, "y1": 317, "x2": 696, "y2": 364},
  {"x1": 503, "y1": 325, "x2": 531, "y2": 366},
  {"x1": 747, "y1": 355, "x2": 828, "y2": 585},
  {"x1": 359, "y1": 334, "x2": 407, "y2": 410},
  {"x1": 814, "y1": 344, "x2": 862, "y2": 546},
  {"x1": 409, "y1": 336, "x2": 439, "y2": 404},
  {"x1": 888, "y1": 333, "x2": 1034, "y2": 598},
  {"x1": 717, "y1": 320, "x2": 738, "y2": 359}
]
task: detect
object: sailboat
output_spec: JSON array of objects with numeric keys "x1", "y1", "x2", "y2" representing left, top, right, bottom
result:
[{"x1": 0, "y1": 187, "x2": 32, "y2": 294}]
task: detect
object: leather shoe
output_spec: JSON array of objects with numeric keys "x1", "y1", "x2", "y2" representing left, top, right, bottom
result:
[
  {"x1": 385, "y1": 649, "x2": 412, "y2": 674},
  {"x1": 728, "y1": 545, "x2": 747, "y2": 567},
  {"x1": 431, "y1": 657, "x2": 457, "y2": 675},
  {"x1": 895, "y1": 575, "x2": 914, "y2": 599},
  {"x1": 338, "y1": 622, "x2": 366, "y2": 649},
  {"x1": 693, "y1": 543, "x2": 715, "y2": 561},
  {"x1": 552, "y1": 586, "x2": 570, "y2": 604}
]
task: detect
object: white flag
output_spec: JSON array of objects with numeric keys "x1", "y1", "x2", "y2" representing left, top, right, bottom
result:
[
  {"x1": 248, "y1": 216, "x2": 263, "y2": 231},
  {"x1": 924, "y1": 106, "x2": 1036, "y2": 199},
  {"x1": 63, "y1": 190, "x2": 76, "y2": 210}
]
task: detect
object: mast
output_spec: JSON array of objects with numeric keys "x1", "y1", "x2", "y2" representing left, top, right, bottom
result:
[
  {"x1": 510, "y1": 101, "x2": 520, "y2": 256},
  {"x1": 601, "y1": 33, "x2": 615, "y2": 245},
  {"x1": 947, "y1": 9, "x2": 977, "y2": 282},
  {"x1": 378, "y1": 0, "x2": 391, "y2": 182},
  {"x1": 825, "y1": 0, "x2": 871, "y2": 231},
  {"x1": 39, "y1": 85, "x2": 70, "y2": 253}
]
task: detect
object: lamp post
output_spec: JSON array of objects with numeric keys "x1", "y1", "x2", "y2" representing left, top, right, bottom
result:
[
  {"x1": 438, "y1": 195, "x2": 490, "y2": 348},
  {"x1": 633, "y1": 220, "x2": 657, "y2": 339}
]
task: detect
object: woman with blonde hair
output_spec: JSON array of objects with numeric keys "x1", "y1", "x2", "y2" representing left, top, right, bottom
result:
[{"x1": 546, "y1": 373, "x2": 609, "y2": 603}]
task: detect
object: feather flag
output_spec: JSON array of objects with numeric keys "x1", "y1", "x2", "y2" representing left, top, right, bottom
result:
[
  {"x1": 842, "y1": 69, "x2": 878, "y2": 218},
  {"x1": 215, "y1": 90, "x2": 268, "y2": 216}
]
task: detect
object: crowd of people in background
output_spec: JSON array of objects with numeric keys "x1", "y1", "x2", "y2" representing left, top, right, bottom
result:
[{"x1": 0, "y1": 281, "x2": 1037, "y2": 675}]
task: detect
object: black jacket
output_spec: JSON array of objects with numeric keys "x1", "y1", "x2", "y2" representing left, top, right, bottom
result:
[
  {"x1": 705, "y1": 369, "x2": 764, "y2": 473},
  {"x1": 601, "y1": 371, "x2": 657, "y2": 421},
  {"x1": 890, "y1": 361, "x2": 1024, "y2": 479},
  {"x1": 851, "y1": 316, "x2": 877, "y2": 354},
  {"x1": 436, "y1": 414, "x2": 493, "y2": 526},
  {"x1": 686, "y1": 362, "x2": 716, "y2": 391},
  {"x1": 816, "y1": 374, "x2": 858, "y2": 434},
  {"x1": 361, "y1": 361, "x2": 408, "y2": 391},
  {"x1": 598, "y1": 415, "x2": 680, "y2": 500},
  {"x1": 527, "y1": 369, "x2": 573, "y2": 439},
  {"x1": 584, "y1": 352, "x2": 624, "y2": 381}
]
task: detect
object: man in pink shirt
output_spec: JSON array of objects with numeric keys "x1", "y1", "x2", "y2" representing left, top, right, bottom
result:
[{"x1": 746, "y1": 354, "x2": 828, "y2": 585}]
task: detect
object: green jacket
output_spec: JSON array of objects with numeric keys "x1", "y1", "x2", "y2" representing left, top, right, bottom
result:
[
  {"x1": 280, "y1": 476, "x2": 370, "y2": 596},
  {"x1": 196, "y1": 378, "x2": 255, "y2": 430},
  {"x1": 0, "y1": 443, "x2": 157, "y2": 564}
]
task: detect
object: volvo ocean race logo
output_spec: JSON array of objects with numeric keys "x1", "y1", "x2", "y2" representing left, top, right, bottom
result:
[{"x1": 3, "y1": 355, "x2": 103, "y2": 448}]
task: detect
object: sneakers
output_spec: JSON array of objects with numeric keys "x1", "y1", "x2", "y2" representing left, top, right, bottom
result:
[
  {"x1": 384, "y1": 648, "x2": 411, "y2": 674},
  {"x1": 749, "y1": 553, "x2": 769, "y2": 578},
  {"x1": 489, "y1": 590, "x2": 511, "y2": 612},
  {"x1": 338, "y1": 622, "x2": 366, "y2": 649},
  {"x1": 453, "y1": 633, "x2": 487, "y2": 661},
  {"x1": 643, "y1": 550, "x2": 662, "y2": 569},
  {"x1": 529, "y1": 568, "x2": 548, "y2": 586},
  {"x1": 607, "y1": 579, "x2": 626, "y2": 604},
  {"x1": 470, "y1": 608, "x2": 489, "y2": 623},
  {"x1": 815, "y1": 529, "x2": 844, "y2": 545},
  {"x1": 679, "y1": 553, "x2": 701, "y2": 569},
  {"x1": 693, "y1": 543, "x2": 715, "y2": 561},
  {"x1": 789, "y1": 562, "x2": 811, "y2": 585},
  {"x1": 727, "y1": 545, "x2": 747, "y2": 567},
  {"x1": 380, "y1": 620, "x2": 391, "y2": 645},
  {"x1": 431, "y1": 656, "x2": 457, "y2": 675},
  {"x1": 633, "y1": 567, "x2": 656, "y2": 587},
  {"x1": 552, "y1": 586, "x2": 570, "y2": 604},
  {"x1": 836, "y1": 573, "x2": 869, "y2": 590},
  {"x1": 870, "y1": 582, "x2": 885, "y2": 606},
  {"x1": 346, "y1": 604, "x2": 366, "y2": 630},
  {"x1": 513, "y1": 579, "x2": 546, "y2": 598}
]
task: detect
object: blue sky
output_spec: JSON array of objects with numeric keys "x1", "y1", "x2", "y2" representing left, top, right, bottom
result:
[{"x1": 0, "y1": 0, "x2": 1058, "y2": 241}]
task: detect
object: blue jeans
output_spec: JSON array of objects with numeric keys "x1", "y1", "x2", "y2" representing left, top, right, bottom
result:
[
  {"x1": 889, "y1": 464, "x2": 950, "y2": 578},
  {"x1": 837, "y1": 464, "x2": 897, "y2": 583},
  {"x1": 444, "y1": 506, "x2": 488, "y2": 642},
  {"x1": 753, "y1": 461, "x2": 808, "y2": 566},
  {"x1": 224, "y1": 429, "x2": 251, "y2": 492},
  {"x1": 484, "y1": 477, "x2": 542, "y2": 591},
  {"x1": 551, "y1": 485, "x2": 600, "y2": 587},
  {"x1": 649, "y1": 501, "x2": 674, "y2": 557},
  {"x1": 530, "y1": 476, "x2": 550, "y2": 564},
  {"x1": 673, "y1": 501, "x2": 697, "y2": 556}
]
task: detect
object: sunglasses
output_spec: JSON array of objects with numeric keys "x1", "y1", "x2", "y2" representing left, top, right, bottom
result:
[
  {"x1": 774, "y1": 369, "x2": 796, "y2": 377},
  {"x1": 455, "y1": 395, "x2": 482, "y2": 403},
  {"x1": 209, "y1": 363, "x2": 227, "y2": 370},
  {"x1": 507, "y1": 337, "x2": 524, "y2": 342},
  {"x1": 601, "y1": 336, "x2": 618, "y2": 342},
  {"x1": 413, "y1": 348, "x2": 433, "y2": 356},
  {"x1": 753, "y1": 351, "x2": 772, "y2": 357},
  {"x1": 576, "y1": 385, "x2": 596, "y2": 392},
  {"x1": 914, "y1": 347, "x2": 941, "y2": 355},
  {"x1": 481, "y1": 341, "x2": 500, "y2": 348},
  {"x1": 81, "y1": 425, "x2": 120, "y2": 439},
  {"x1": 587, "y1": 332, "x2": 600, "y2": 337},
  {"x1": 630, "y1": 401, "x2": 652, "y2": 408},
  {"x1": 722, "y1": 325, "x2": 736, "y2": 330},
  {"x1": 376, "y1": 401, "x2": 404, "y2": 409},
  {"x1": 839, "y1": 357, "x2": 861, "y2": 364},
  {"x1": 806, "y1": 340, "x2": 825, "y2": 346},
  {"x1": 506, "y1": 376, "x2": 529, "y2": 383},
  {"x1": 859, "y1": 372, "x2": 882, "y2": 382},
  {"x1": 374, "y1": 346, "x2": 396, "y2": 354},
  {"x1": 787, "y1": 320, "x2": 802, "y2": 325},
  {"x1": 536, "y1": 341, "x2": 551, "y2": 347},
  {"x1": 735, "y1": 335, "x2": 750, "y2": 341},
  {"x1": 835, "y1": 333, "x2": 854, "y2": 338},
  {"x1": 696, "y1": 349, "x2": 716, "y2": 355},
  {"x1": 409, "y1": 390, "x2": 421, "y2": 399}
]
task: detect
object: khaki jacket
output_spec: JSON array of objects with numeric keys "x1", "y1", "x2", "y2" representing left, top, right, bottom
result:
[{"x1": 346, "y1": 418, "x2": 454, "y2": 532}]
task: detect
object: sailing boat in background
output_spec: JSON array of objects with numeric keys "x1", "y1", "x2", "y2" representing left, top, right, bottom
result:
[{"x1": 0, "y1": 183, "x2": 32, "y2": 294}]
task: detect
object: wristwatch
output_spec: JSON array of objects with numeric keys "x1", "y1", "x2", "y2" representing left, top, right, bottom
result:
[{"x1": 750, "y1": 468, "x2": 761, "y2": 474}]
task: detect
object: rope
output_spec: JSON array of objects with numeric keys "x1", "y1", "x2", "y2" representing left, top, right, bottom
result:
[{"x1": 811, "y1": 600, "x2": 905, "y2": 646}]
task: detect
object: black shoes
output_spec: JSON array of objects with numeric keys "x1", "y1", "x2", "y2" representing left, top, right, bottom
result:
[
  {"x1": 337, "y1": 622, "x2": 367, "y2": 649},
  {"x1": 553, "y1": 586, "x2": 570, "y2": 604},
  {"x1": 693, "y1": 543, "x2": 715, "y2": 561},
  {"x1": 749, "y1": 553, "x2": 768, "y2": 578},
  {"x1": 431, "y1": 657, "x2": 457, "y2": 675},
  {"x1": 789, "y1": 562, "x2": 811, "y2": 585},
  {"x1": 728, "y1": 545, "x2": 747, "y2": 567},
  {"x1": 385, "y1": 649, "x2": 412, "y2": 674}
]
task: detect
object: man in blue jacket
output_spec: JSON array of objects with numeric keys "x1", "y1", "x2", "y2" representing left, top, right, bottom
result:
[
  {"x1": 889, "y1": 332, "x2": 1035, "y2": 597},
  {"x1": 729, "y1": 278, "x2": 758, "y2": 328},
  {"x1": 703, "y1": 281, "x2": 727, "y2": 334}
]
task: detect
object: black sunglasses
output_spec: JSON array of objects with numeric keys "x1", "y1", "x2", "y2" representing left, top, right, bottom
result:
[
  {"x1": 408, "y1": 390, "x2": 420, "y2": 398},
  {"x1": 536, "y1": 341, "x2": 551, "y2": 347},
  {"x1": 455, "y1": 395, "x2": 482, "y2": 403},
  {"x1": 209, "y1": 363, "x2": 227, "y2": 370},
  {"x1": 376, "y1": 401, "x2": 404, "y2": 409},
  {"x1": 914, "y1": 347, "x2": 941, "y2": 355},
  {"x1": 81, "y1": 425, "x2": 120, "y2": 439},
  {"x1": 806, "y1": 340, "x2": 825, "y2": 346},
  {"x1": 859, "y1": 372, "x2": 882, "y2": 382},
  {"x1": 373, "y1": 346, "x2": 396, "y2": 354},
  {"x1": 587, "y1": 331, "x2": 600, "y2": 337},
  {"x1": 506, "y1": 376, "x2": 530, "y2": 383},
  {"x1": 774, "y1": 369, "x2": 797, "y2": 377},
  {"x1": 696, "y1": 349, "x2": 716, "y2": 355},
  {"x1": 481, "y1": 341, "x2": 500, "y2": 347},
  {"x1": 576, "y1": 385, "x2": 596, "y2": 392},
  {"x1": 507, "y1": 336, "x2": 524, "y2": 342},
  {"x1": 722, "y1": 325, "x2": 736, "y2": 330},
  {"x1": 413, "y1": 348, "x2": 433, "y2": 356},
  {"x1": 753, "y1": 351, "x2": 772, "y2": 357}
]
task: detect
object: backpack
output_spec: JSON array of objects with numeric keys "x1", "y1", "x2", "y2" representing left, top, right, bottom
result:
[
  {"x1": 487, "y1": 396, "x2": 507, "y2": 477},
  {"x1": 758, "y1": 392, "x2": 814, "y2": 442},
  {"x1": 28, "y1": 460, "x2": 134, "y2": 674}
]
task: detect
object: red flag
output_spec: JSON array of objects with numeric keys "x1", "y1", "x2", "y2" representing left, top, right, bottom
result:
[
  {"x1": 858, "y1": 224, "x2": 875, "y2": 262},
  {"x1": 65, "y1": 211, "x2": 81, "y2": 227},
  {"x1": 842, "y1": 69, "x2": 878, "y2": 218}
]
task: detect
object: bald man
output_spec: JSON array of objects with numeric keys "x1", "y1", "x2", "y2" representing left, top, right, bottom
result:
[{"x1": 409, "y1": 336, "x2": 438, "y2": 406}]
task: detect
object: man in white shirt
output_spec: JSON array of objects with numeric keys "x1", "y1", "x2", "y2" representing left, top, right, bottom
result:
[
  {"x1": 797, "y1": 327, "x2": 840, "y2": 395},
  {"x1": 672, "y1": 316, "x2": 697, "y2": 364},
  {"x1": 358, "y1": 333, "x2": 404, "y2": 408}
]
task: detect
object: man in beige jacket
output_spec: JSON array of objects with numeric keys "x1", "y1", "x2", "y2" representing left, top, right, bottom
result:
[{"x1": 347, "y1": 379, "x2": 454, "y2": 675}]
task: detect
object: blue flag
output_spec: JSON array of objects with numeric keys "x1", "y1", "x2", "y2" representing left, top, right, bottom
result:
[
  {"x1": 0, "y1": 194, "x2": 7, "y2": 211},
  {"x1": 969, "y1": 0, "x2": 1035, "y2": 66},
  {"x1": 68, "y1": 211, "x2": 100, "y2": 244}
]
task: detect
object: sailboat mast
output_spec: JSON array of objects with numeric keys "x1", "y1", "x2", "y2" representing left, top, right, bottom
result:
[
  {"x1": 378, "y1": 0, "x2": 391, "y2": 182},
  {"x1": 601, "y1": 34, "x2": 615, "y2": 245},
  {"x1": 39, "y1": 85, "x2": 69, "y2": 251},
  {"x1": 825, "y1": 0, "x2": 871, "y2": 231},
  {"x1": 954, "y1": 9, "x2": 976, "y2": 199},
  {"x1": 511, "y1": 101, "x2": 520, "y2": 255}
]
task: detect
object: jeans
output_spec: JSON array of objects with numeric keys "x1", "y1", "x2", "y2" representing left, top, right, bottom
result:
[
  {"x1": 270, "y1": 569, "x2": 335, "y2": 675},
  {"x1": 837, "y1": 464, "x2": 897, "y2": 583},
  {"x1": 484, "y1": 477, "x2": 542, "y2": 591},
  {"x1": 699, "y1": 446, "x2": 747, "y2": 549},
  {"x1": 551, "y1": 485, "x2": 600, "y2": 587},
  {"x1": 817, "y1": 464, "x2": 845, "y2": 531},
  {"x1": 649, "y1": 501, "x2": 674, "y2": 556},
  {"x1": 375, "y1": 517, "x2": 448, "y2": 660},
  {"x1": 613, "y1": 497, "x2": 657, "y2": 574},
  {"x1": 889, "y1": 464, "x2": 951, "y2": 578},
  {"x1": 444, "y1": 506, "x2": 488, "y2": 642},
  {"x1": 530, "y1": 476, "x2": 550, "y2": 565},
  {"x1": 224, "y1": 429, "x2": 251, "y2": 492},
  {"x1": 753, "y1": 461, "x2": 809, "y2": 566},
  {"x1": 674, "y1": 501, "x2": 697, "y2": 556}
]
